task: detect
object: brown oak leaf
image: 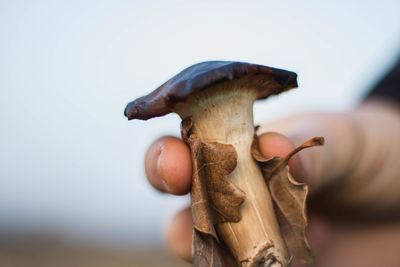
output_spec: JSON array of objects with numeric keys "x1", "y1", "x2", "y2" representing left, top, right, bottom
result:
[
  {"x1": 181, "y1": 118, "x2": 245, "y2": 266},
  {"x1": 251, "y1": 135, "x2": 324, "y2": 264}
]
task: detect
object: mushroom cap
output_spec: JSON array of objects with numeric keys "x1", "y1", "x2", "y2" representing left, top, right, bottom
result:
[{"x1": 125, "y1": 61, "x2": 298, "y2": 120}]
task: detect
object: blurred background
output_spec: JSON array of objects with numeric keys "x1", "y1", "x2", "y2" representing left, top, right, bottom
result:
[{"x1": 0, "y1": 0, "x2": 399, "y2": 266}]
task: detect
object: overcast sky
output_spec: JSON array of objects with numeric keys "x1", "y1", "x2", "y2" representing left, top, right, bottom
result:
[{"x1": 0, "y1": 0, "x2": 399, "y2": 247}]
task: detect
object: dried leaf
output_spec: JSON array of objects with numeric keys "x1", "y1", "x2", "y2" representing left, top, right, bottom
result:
[
  {"x1": 252, "y1": 135, "x2": 324, "y2": 263},
  {"x1": 270, "y1": 166, "x2": 313, "y2": 263},
  {"x1": 181, "y1": 118, "x2": 245, "y2": 266},
  {"x1": 193, "y1": 229, "x2": 238, "y2": 267}
]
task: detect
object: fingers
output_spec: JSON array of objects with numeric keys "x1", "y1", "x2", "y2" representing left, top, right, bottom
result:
[
  {"x1": 145, "y1": 136, "x2": 192, "y2": 195},
  {"x1": 165, "y1": 206, "x2": 193, "y2": 262},
  {"x1": 258, "y1": 113, "x2": 361, "y2": 193},
  {"x1": 145, "y1": 112, "x2": 363, "y2": 196}
]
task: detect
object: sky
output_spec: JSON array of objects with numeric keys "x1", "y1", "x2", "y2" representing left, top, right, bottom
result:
[{"x1": 0, "y1": 0, "x2": 399, "y2": 247}]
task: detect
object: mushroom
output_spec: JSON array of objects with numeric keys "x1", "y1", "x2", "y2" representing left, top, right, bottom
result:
[{"x1": 125, "y1": 61, "x2": 302, "y2": 266}]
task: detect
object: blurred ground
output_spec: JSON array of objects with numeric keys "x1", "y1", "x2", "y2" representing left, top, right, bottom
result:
[{"x1": 0, "y1": 237, "x2": 189, "y2": 267}]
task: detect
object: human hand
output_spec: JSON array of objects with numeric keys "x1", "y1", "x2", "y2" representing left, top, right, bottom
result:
[{"x1": 144, "y1": 98, "x2": 400, "y2": 266}]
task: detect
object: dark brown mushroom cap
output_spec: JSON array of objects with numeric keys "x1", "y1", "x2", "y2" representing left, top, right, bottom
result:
[{"x1": 124, "y1": 61, "x2": 298, "y2": 120}]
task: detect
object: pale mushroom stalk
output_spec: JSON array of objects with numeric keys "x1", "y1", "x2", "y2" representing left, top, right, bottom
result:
[
  {"x1": 125, "y1": 61, "x2": 299, "y2": 266},
  {"x1": 175, "y1": 86, "x2": 289, "y2": 266}
]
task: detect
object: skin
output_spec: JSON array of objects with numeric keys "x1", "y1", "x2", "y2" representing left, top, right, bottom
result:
[{"x1": 144, "y1": 98, "x2": 400, "y2": 267}]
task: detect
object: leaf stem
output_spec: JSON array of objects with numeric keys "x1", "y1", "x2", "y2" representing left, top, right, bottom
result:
[{"x1": 270, "y1": 137, "x2": 325, "y2": 178}]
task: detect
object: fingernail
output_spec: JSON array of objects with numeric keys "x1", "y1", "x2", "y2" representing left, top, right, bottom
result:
[{"x1": 157, "y1": 146, "x2": 171, "y2": 192}]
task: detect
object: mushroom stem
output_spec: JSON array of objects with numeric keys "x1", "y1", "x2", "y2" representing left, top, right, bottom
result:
[{"x1": 175, "y1": 85, "x2": 290, "y2": 266}]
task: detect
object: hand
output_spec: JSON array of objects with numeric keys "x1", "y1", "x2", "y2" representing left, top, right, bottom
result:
[{"x1": 144, "y1": 98, "x2": 400, "y2": 266}]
